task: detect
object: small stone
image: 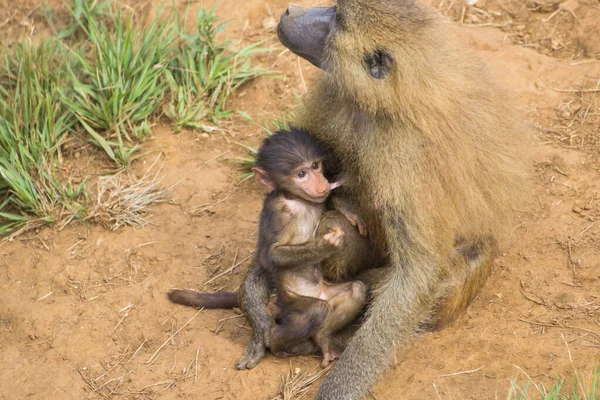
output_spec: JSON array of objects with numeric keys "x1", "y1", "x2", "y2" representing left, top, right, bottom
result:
[
  {"x1": 560, "y1": 110, "x2": 571, "y2": 118},
  {"x1": 470, "y1": 15, "x2": 480, "y2": 23},
  {"x1": 74, "y1": 152, "x2": 81, "y2": 159},
  {"x1": 584, "y1": 204, "x2": 592, "y2": 210},
  {"x1": 572, "y1": 205, "x2": 582, "y2": 213},
  {"x1": 516, "y1": 24, "x2": 526, "y2": 32}
]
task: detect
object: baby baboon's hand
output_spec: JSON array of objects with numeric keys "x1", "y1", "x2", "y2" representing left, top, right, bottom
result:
[
  {"x1": 341, "y1": 210, "x2": 368, "y2": 237},
  {"x1": 320, "y1": 227, "x2": 344, "y2": 249}
]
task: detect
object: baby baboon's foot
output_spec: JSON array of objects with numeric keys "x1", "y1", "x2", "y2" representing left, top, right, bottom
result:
[
  {"x1": 236, "y1": 327, "x2": 270, "y2": 370},
  {"x1": 321, "y1": 349, "x2": 340, "y2": 368},
  {"x1": 236, "y1": 341, "x2": 265, "y2": 369}
]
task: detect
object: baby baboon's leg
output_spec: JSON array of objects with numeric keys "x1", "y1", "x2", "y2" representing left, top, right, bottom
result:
[
  {"x1": 315, "y1": 280, "x2": 367, "y2": 367},
  {"x1": 237, "y1": 265, "x2": 272, "y2": 370},
  {"x1": 271, "y1": 296, "x2": 328, "y2": 357}
]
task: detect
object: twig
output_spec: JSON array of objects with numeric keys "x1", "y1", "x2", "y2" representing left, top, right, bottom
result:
[
  {"x1": 161, "y1": 305, "x2": 183, "y2": 326},
  {"x1": 562, "y1": 334, "x2": 586, "y2": 396},
  {"x1": 520, "y1": 289, "x2": 549, "y2": 307},
  {"x1": 440, "y1": 366, "x2": 484, "y2": 377},
  {"x1": 191, "y1": 197, "x2": 230, "y2": 214},
  {"x1": 578, "y1": 220, "x2": 596, "y2": 236},
  {"x1": 195, "y1": 348, "x2": 200, "y2": 383},
  {"x1": 231, "y1": 246, "x2": 239, "y2": 274},
  {"x1": 199, "y1": 150, "x2": 230, "y2": 170},
  {"x1": 570, "y1": 60, "x2": 600, "y2": 66},
  {"x1": 433, "y1": 383, "x2": 442, "y2": 400},
  {"x1": 201, "y1": 254, "x2": 253, "y2": 287},
  {"x1": 147, "y1": 309, "x2": 203, "y2": 364},
  {"x1": 219, "y1": 314, "x2": 245, "y2": 322},
  {"x1": 519, "y1": 318, "x2": 600, "y2": 338},
  {"x1": 26, "y1": 331, "x2": 58, "y2": 347},
  {"x1": 297, "y1": 57, "x2": 308, "y2": 93},
  {"x1": 541, "y1": 2, "x2": 566, "y2": 24},
  {"x1": 465, "y1": 23, "x2": 505, "y2": 27},
  {"x1": 79, "y1": 369, "x2": 106, "y2": 398},
  {"x1": 37, "y1": 291, "x2": 53, "y2": 301},
  {"x1": 552, "y1": 88, "x2": 600, "y2": 93},
  {"x1": 567, "y1": 238, "x2": 577, "y2": 281},
  {"x1": 512, "y1": 364, "x2": 545, "y2": 396},
  {"x1": 580, "y1": 80, "x2": 599, "y2": 125},
  {"x1": 113, "y1": 311, "x2": 130, "y2": 332},
  {"x1": 67, "y1": 239, "x2": 85, "y2": 253}
]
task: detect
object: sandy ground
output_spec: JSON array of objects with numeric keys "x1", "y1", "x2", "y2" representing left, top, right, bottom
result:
[{"x1": 1, "y1": 0, "x2": 600, "y2": 399}]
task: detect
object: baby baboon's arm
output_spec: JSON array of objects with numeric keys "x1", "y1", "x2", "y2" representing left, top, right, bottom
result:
[{"x1": 263, "y1": 229, "x2": 344, "y2": 271}]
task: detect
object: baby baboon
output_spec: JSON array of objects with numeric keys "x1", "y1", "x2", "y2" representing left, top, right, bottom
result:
[
  {"x1": 169, "y1": 128, "x2": 371, "y2": 367},
  {"x1": 238, "y1": 1, "x2": 527, "y2": 398}
]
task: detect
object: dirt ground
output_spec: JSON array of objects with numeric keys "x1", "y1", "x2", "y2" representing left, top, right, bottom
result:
[{"x1": 1, "y1": 0, "x2": 600, "y2": 399}]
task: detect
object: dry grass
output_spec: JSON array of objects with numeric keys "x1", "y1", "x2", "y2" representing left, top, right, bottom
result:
[
  {"x1": 274, "y1": 363, "x2": 332, "y2": 400},
  {"x1": 539, "y1": 80, "x2": 600, "y2": 151},
  {"x1": 435, "y1": 0, "x2": 591, "y2": 59},
  {"x1": 91, "y1": 156, "x2": 178, "y2": 230}
]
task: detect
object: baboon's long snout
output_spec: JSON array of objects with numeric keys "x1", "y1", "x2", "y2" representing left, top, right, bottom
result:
[{"x1": 277, "y1": 5, "x2": 335, "y2": 69}]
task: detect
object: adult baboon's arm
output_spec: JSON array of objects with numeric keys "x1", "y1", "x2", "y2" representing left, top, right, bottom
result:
[{"x1": 316, "y1": 240, "x2": 436, "y2": 399}]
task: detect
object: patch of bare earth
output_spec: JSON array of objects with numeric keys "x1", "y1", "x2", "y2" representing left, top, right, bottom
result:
[{"x1": 1, "y1": 0, "x2": 600, "y2": 399}]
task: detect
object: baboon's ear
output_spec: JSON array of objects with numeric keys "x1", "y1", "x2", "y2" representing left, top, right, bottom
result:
[
  {"x1": 253, "y1": 168, "x2": 275, "y2": 191},
  {"x1": 366, "y1": 50, "x2": 394, "y2": 79}
]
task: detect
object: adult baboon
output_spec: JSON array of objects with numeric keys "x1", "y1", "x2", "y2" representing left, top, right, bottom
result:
[{"x1": 239, "y1": 0, "x2": 527, "y2": 399}]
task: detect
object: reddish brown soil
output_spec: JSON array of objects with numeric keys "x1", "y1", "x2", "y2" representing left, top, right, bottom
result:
[{"x1": 1, "y1": 0, "x2": 600, "y2": 399}]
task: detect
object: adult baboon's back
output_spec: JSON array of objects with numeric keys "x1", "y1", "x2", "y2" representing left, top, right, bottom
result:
[{"x1": 241, "y1": 0, "x2": 526, "y2": 398}]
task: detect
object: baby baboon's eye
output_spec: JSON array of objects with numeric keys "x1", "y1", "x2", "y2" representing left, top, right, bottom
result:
[
  {"x1": 297, "y1": 170, "x2": 307, "y2": 178},
  {"x1": 312, "y1": 161, "x2": 320, "y2": 170}
]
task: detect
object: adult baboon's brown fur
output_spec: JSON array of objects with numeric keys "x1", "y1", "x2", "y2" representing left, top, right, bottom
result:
[{"x1": 276, "y1": 0, "x2": 527, "y2": 398}]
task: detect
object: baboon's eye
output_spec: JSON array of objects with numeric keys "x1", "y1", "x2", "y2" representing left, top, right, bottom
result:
[
  {"x1": 312, "y1": 161, "x2": 320, "y2": 170},
  {"x1": 365, "y1": 50, "x2": 394, "y2": 79},
  {"x1": 297, "y1": 170, "x2": 307, "y2": 178}
]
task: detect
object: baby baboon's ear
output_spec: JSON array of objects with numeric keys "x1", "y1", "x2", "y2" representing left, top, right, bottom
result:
[
  {"x1": 366, "y1": 50, "x2": 394, "y2": 79},
  {"x1": 253, "y1": 167, "x2": 276, "y2": 192}
]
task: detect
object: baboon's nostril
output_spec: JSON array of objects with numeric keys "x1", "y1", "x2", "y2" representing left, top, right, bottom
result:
[{"x1": 286, "y1": 4, "x2": 306, "y2": 18}]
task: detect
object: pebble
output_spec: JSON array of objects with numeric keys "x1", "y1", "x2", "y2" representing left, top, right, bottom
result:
[{"x1": 572, "y1": 205, "x2": 582, "y2": 213}]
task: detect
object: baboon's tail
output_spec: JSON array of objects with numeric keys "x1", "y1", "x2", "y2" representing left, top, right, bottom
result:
[{"x1": 167, "y1": 289, "x2": 239, "y2": 309}]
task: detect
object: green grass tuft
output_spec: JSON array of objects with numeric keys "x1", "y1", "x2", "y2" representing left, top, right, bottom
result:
[
  {"x1": 507, "y1": 366, "x2": 599, "y2": 400},
  {"x1": 164, "y1": 6, "x2": 271, "y2": 131},
  {"x1": 0, "y1": 39, "x2": 86, "y2": 235},
  {"x1": 0, "y1": 1, "x2": 271, "y2": 235},
  {"x1": 62, "y1": 6, "x2": 176, "y2": 166}
]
